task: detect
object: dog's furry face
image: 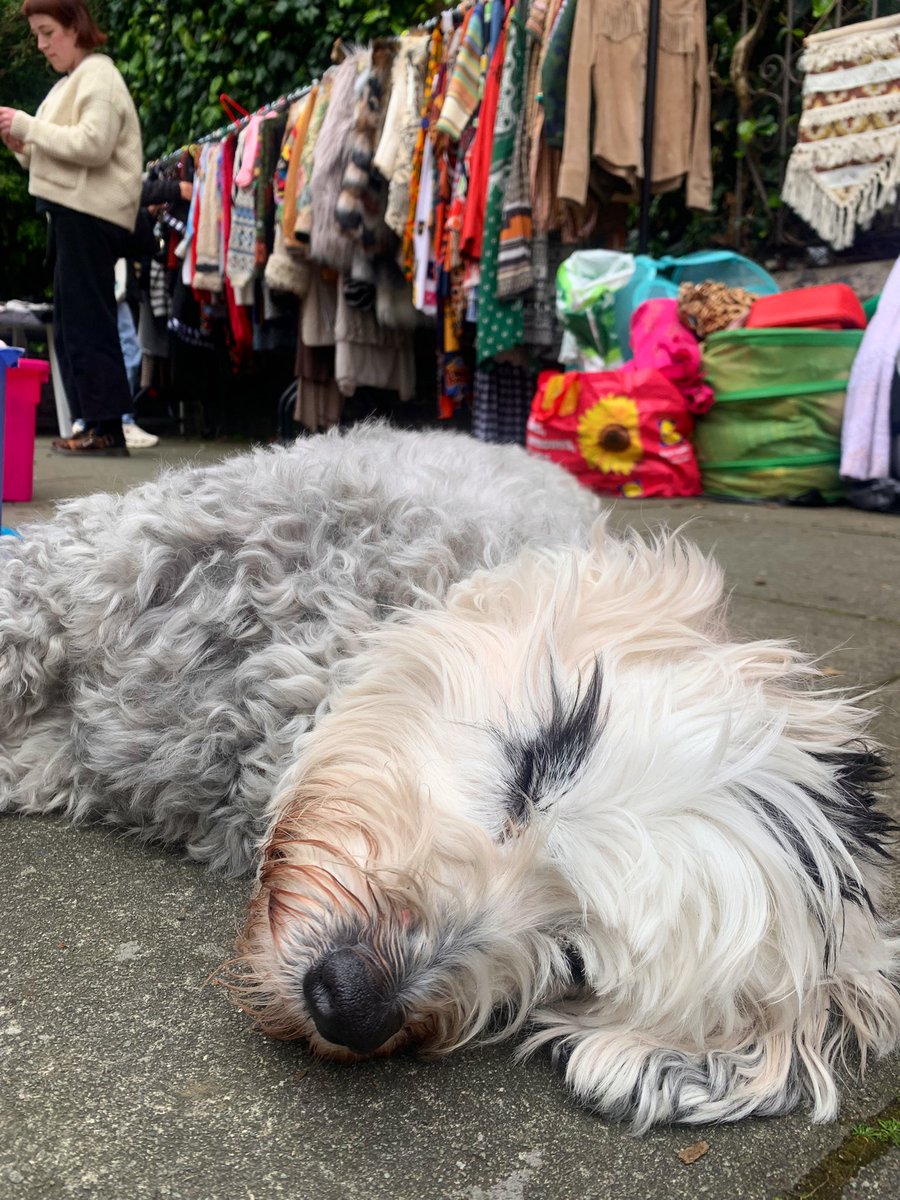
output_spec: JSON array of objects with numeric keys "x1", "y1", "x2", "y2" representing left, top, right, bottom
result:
[{"x1": 232, "y1": 521, "x2": 899, "y2": 1128}]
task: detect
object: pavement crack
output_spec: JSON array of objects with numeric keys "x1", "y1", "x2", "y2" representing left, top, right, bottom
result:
[
  {"x1": 776, "y1": 1095, "x2": 900, "y2": 1200},
  {"x1": 731, "y1": 589, "x2": 900, "y2": 629}
]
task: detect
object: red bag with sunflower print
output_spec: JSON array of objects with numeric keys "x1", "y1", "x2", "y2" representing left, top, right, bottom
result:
[{"x1": 526, "y1": 368, "x2": 702, "y2": 499}]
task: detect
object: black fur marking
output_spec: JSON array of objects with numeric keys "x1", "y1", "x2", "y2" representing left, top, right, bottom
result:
[
  {"x1": 496, "y1": 661, "x2": 606, "y2": 829},
  {"x1": 747, "y1": 743, "x2": 895, "y2": 965},
  {"x1": 810, "y1": 744, "x2": 897, "y2": 864},
  {"x1": 562, "y1": 943, "x2": 586, "y2": 988}
]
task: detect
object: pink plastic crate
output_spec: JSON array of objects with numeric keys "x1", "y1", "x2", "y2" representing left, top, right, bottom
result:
[{"x1": 3, "y1": 358, "x2": 50, "y2": 502}]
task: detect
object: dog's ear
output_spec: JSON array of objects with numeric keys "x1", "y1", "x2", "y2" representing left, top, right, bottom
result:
[{"x1": 811, "y1": 742, "x2": 895, "y2": 868}]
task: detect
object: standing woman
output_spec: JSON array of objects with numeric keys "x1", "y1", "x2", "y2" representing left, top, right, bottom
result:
[{"x1": 0, "y1": 0, "x2": 142, "y2": 456}]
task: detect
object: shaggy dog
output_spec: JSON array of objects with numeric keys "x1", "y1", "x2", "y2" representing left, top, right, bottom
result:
[{"x1": 1, "y1": 424, "x2": 898, "y2": 1131}]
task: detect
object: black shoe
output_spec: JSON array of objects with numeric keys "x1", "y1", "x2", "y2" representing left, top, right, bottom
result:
[{"x1": 51, "y1": 429, "x2": 129, "y2": 456}]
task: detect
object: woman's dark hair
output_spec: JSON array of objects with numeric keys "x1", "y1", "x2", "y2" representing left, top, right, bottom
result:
[{"x1": 21, "y1": 0, "x2": 108, "y2": 50}]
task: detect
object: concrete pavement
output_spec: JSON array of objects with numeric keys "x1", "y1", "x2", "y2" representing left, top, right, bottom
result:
[{"x1": 1, "y1": 436, "x2": 898, "y2": 1200}]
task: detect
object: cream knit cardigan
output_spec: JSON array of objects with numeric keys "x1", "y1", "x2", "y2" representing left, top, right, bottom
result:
[{"x1": 12, "y1": 54, "x2": 142, "y2": 232}]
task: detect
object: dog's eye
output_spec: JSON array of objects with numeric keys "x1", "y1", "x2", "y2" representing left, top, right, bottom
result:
[{"x1": 496, "y1": 660, "x2": 606, "y2": 830}]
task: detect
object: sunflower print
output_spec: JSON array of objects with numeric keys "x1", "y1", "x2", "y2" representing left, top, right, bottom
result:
[
  {"x1": 658, "y1": 417, "x2": 683, "y2": 447},
  {"x1": 577, "y1": 393, "x2": 643, "y2": 476}
]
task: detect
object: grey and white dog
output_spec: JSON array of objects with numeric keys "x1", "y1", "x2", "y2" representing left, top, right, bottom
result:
[{"x1": 1, "y1": 424, "x2": 898, "y2": 1131}]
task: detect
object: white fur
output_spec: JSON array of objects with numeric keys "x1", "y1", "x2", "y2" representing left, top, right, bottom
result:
[
  {"x1": 238, "y1": 518, "x2": 900, "y2": 1131},
  {"x1": 2, "y1": 424, "x2": 897, "y2": 1130}
]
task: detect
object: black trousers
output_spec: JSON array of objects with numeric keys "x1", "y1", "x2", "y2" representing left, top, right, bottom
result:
[{"x1": 48, "y1": 204, "x2": 133, "y2": 426}]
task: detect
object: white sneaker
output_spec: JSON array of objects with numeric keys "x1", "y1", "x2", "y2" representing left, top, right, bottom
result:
[{"x1": 122, "y1": 421, "x2": 159, "y2": 449}]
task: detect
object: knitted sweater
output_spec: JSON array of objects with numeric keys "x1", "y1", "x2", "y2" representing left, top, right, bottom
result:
[{"x1": 12, "y1": 53, "x2": 142, "y2": 231}]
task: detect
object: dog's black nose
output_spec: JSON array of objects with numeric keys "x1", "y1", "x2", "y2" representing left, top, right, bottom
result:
[{"x1": 303, "y1": 947, "x2": 404, "y2": 1054}]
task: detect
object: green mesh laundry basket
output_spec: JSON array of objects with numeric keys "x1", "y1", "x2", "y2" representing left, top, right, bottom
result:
[{"x1": 696, "y1": 328, "x2": 863, "y2": 501}]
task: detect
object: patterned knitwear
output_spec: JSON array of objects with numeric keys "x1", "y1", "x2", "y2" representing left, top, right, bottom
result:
[
  {"x1": 226, "y1": 126, "x2": 258, "y2": 300},
  {"x1": 402, "y1": 27, "x2": 444, "y2": 279},
  {"x1": 193, "y1": 142, "x2": 224, "y2": 294},
  {"x1": 476, "y1": 2, "x2": 526, "y2": 363},
  {"x1": 436, "y1": 4, "x2": 486, "y2": 140}
]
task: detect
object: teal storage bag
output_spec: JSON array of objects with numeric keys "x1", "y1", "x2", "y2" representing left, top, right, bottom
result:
[{"x1": 615, "y1": 251, "x2": 780, "y2": 359}]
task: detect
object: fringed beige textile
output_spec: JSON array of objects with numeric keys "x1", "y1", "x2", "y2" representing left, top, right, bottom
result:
[{"x1": 783, "y1": 13, "x2": 900, "y2": 250}]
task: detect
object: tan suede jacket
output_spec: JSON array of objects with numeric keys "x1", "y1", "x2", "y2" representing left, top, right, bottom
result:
[{"x1": 558, "y1": 0, "x2": 712, "y2": 211}]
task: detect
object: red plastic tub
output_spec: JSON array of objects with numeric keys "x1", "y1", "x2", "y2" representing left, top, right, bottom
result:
[
  {"x1": 3, "y1": 357, "x2": 50, "y2": 502},
  {"x1": 745, "y1": 283, "x2": 866, "y2": 330}
]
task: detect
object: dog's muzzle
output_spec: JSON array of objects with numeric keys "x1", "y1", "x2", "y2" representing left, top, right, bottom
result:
[{"x1": 303, "y1": 947, "x2": 404, "y2": 1054}]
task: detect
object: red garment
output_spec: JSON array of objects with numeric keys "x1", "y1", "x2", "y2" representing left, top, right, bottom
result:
[
  {"x1": 219, "y1": 134, "x2": 254, "y2": 357},
  {"x1": 460, "y1": 24, "x2": 507, "y2": 262}
]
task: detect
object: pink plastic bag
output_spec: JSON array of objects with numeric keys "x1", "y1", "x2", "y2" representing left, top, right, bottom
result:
[{"x1": 628, "y1": 299, "x2": 714, "y2": 414}]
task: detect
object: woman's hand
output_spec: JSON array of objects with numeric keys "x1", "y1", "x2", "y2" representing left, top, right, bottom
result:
[
  {"x1": 0, "y1": 108, "x2": 25, "y2": 152},
  {"x1": 0, "y1": 106, "x2": 20, "y2": 137}
]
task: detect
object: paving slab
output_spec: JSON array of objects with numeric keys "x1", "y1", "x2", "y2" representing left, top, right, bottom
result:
[{"x1": 1, "y1": 438, "x2": 898, "y2": 1199}]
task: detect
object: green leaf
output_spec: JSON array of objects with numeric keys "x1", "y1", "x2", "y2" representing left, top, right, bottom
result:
[{"x1": 737, "y1": 119, "x2": 756, "y2": 143}]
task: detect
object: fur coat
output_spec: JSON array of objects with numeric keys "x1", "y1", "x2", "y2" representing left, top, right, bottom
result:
[
  {"x1": 376, "y1": 34, "x2": 431, "y2": 239},
  {"x1": 309, "y1": 50, "x2": 368, "y2": 272},
  {"x1": 335, "y1": 38, "x2": 398, "y2": 254}
]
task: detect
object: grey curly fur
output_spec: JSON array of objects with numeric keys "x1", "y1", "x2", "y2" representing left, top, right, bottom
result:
[{"x1": 0, "y1": 424, "x2": 601, "y2": 875}]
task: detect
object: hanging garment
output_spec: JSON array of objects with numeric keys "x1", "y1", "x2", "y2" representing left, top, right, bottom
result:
[
  {"x1": 266, "y1": 97, "x2": 315, "y2": 297},
  {"x1": 412, "y1": 136, "x2": 438, "y2": 315},
  {"x1": 436, "y1": 4, "x2": 486, "y2": 140},
  {"x1": 254, "y1": 113, "x2": 286, "y2": 267},
  {"x1": 226, "y1": 126, "x2": 258, "y2": 301},
  {"x1": 460, "y1": 21, "x2": 506, "y2": 263},
  {"x1": 783, "y1": 14, "x2": 900, "y2": 251},
  {"x1": 235, "y1": 113, "x2": 264, "y2": 188},
  {"x1": 193, "y1": 142, "x2": 224, "y2": 294},
  {"x1": 334, "y1": 280, "x2": 415, "y2": 402},
  {"x1": 558, "y1": 0, "x2": 712, "y2": 210},
  {"x1": 295, "y1": 71, "x2": 335, "y2": 245},
  {"x1": 336, "y1": 38, "x2": 398, "y2": 252},
  {"x1": 271, "y1": 98, "x2": 305, "y2": 230},
  {"x1": 497, "y1": 7, "x2": 547, "y2": 299},
  {"x1": 476, "y1": 2, "x2": 527, "y2": 363},
  {"x1": 472, "y1": 358, "x2": 535, "y2": 444},
  {"x1": 220, "y1": 133, "x2": 254, "y2": 356},
  {"x1": 402, "y1": 27, "x2": 444, "y2": 278},
  {"x1": 310, "y1": 51, "x2": 369, "y2": 273},
  {"x1": 283, "y1": 86, "x2": 318, "y2": 248},
  {"x1": 374, "y1": 34, "x2": 430, "y2": 238},
  {"x1": 840, "y1": 254, "x2": 900, "y2": 482},
  {"x1": 540, "y1": 0, "x2": 575, "y2": 149}
]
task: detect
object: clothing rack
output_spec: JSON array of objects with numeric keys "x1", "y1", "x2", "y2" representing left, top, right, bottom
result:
[
  {"x1": 147, "y1": 4, "x2": 470, "y2": 169},
  {"x1": 148, "y1": 80, "x2": 317, "y2": 168}
]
